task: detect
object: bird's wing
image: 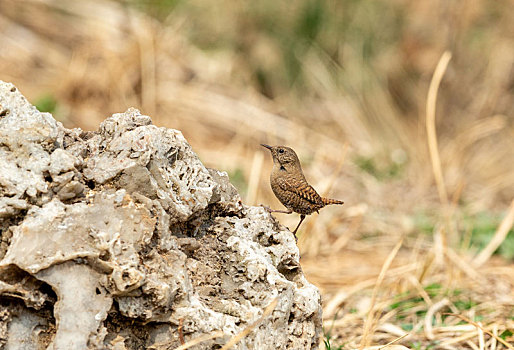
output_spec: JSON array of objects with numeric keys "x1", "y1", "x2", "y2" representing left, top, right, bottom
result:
[{"x1": 277, "y1": 177, "x2": 323, "y2": 206}]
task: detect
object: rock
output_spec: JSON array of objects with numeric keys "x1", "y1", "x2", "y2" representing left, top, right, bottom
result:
[{"x1": 0, "y1": 81, "x2": 322, "y2": 349}]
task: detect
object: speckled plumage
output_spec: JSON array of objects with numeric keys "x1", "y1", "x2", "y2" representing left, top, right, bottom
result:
[{"x1": 261, "y1": 144, "x2": 344, "y2": 235}]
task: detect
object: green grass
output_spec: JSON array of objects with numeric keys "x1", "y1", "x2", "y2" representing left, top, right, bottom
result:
[
  {"x1": 123, "y1": 0, "x2": 180, "y2": 21},
  {"x1": 413, "y1": 212, "x2": 437, "y2": 235},
  {"x1": 354, "y1": 155, "x2": 404, "y2": 180},
  {"x1": 410, "y1": 341, "x2": 440, "y2": 350},
  {"x1": 389, "y1": 283, "x2": 481, "y2": 331},
  {"x1": 453, "y1": 299, "x2": 477, "y2": 311},
  {"x1": 413, "y1": 211, "x2": 514, "y2": 260},
  {"x1": 122, "y1": 0, "x2": 410, "y2": 98},
  {"x1": 33, "y1": 93, "x2": 58, "y2": 114},
  {"x1": 500, "y1": 329, "x2": 513, "y2": 340},
  {"x1": 323, "y1": 332, "x2": 343, "y2": 350},
  {"x1": 467, "y1": 212, "x2": 514, "y2": 259},
  {"x1": 227, "y1": 168, "x2": 247, "y2": 196}
]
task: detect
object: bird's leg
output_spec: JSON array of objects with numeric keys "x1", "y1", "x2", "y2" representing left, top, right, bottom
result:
[
  {"x1": 260, "y1": 205, "x2": 293, "y2": 214},
  {"x1": 292, "y1": 214, "x2": 306, "y2": 236},
  {"x1": 269, "y1": 208, "x2": 294, "y2": 214}
]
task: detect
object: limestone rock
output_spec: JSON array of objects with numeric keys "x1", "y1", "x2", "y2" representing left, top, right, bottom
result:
[{"x1": 0, "y1": 81, "x2": 322, "y2": 349}]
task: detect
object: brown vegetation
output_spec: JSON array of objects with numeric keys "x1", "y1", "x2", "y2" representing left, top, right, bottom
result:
[{"x1": 0, "y1": 0, "x2": 513, "y2": 348}]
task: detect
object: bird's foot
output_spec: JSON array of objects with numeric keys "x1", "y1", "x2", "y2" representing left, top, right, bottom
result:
[
  {"x1": 260, "y1": 204, "x2": 273, "y2": 213},
  {"x1": 260, "y1": 205, "x2": 293, "y2": 214}
]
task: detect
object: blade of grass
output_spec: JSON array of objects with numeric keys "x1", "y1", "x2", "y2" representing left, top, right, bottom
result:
[
  {"x1": 378, "y1": 333, "x2": 409, "y2": 349},
  {"x1": 491, "y1": 324, "x2": 498, "y2": 350},
  {"x1": 246, "y1": 150, "x2": 264, "y2": 205},
  {"x1": 170, "y1": 331, "x2": 225, "y2": 350},
  {"x1": 359, "y1": 239, "x2": 404, "y2": 349},
  {"x1": 220, "y1": 297, "x2": 279, "y2": 350},
  {"x1": 478, "y1": 322, "x2": 485, "y2": 350},
  {"x1": 473, "y1": 199, "x2": 514, "y2": 267},
  {"x1": 425, "y1": 51, "x2": 452, "y2": 208},
  {"x1": 424, "y1": 298, "x2": 449, "y2": 340},
  {"x1": 443, "y1": 313, "x2": 514, "y2": 350}
]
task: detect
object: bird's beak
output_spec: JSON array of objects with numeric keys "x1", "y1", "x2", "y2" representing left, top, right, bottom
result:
[{"x1": 260, "y1": 144, "x2": 272, "y2": 150}]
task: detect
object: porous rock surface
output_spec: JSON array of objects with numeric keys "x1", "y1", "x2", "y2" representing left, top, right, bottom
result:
[{"x1": 0, "y1": 81, "x2": 322, "y2": 349}]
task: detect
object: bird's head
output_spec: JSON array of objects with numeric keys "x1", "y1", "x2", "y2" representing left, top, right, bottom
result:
[{"x1": 261, "y1": 144, "x2": 301, "y2": 170}]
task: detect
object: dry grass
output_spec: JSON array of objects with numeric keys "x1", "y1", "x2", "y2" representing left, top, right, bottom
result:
[{"x1": 0, "y1": 0, "x2": 513, "y2": 349}]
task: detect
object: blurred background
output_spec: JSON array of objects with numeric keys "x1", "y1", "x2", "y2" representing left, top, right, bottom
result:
[{"x1": 1, "y1": 0, "x2": 513, "y2": 348}]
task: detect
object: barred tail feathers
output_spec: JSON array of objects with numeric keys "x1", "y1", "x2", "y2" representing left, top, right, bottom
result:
[{"x1": 321, "y1": 197, "x2": 344, "y2": 206}]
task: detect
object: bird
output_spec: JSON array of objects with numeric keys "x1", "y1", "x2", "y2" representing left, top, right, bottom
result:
[{"x1": 260, "y1": 144, "x2": 344, "y2": 238}]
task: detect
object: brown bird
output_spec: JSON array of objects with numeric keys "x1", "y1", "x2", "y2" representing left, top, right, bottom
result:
[{"x1": 261, "y1": 144, "x2": 344, "y2": 237}]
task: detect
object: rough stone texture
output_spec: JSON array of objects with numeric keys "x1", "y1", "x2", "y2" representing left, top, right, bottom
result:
[{"x1": 0, "y1": 81, "x2": 322, "y2": 349}]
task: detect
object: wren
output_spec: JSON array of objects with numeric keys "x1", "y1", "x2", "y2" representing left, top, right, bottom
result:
[{"x1": 261, "y1": 144, "x2": 344, "y2": 237}]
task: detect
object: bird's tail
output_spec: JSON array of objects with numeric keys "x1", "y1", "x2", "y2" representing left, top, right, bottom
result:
[{"x1": 322, "y1": 197, "x2": 344, "y2": 206}]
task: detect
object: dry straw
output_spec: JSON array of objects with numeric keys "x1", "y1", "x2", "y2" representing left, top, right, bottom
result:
[
  {"x1": 426, "y1": 51, "x2": 452, "y2": 208},
  {"x1": 170, "y1": 298, "x2": 278, "y2": 349},
  {"x1": 219, "y1": 298, "x2": 279, "y2": 350},
  {"x1": 473, "y1": 199, "x2": 514, "y2": 267},
  {"x1": 170, "y1": 331, "x2": 225, "y2": 350},
  {"x1": 359, "y1": 239, "x2": 404, "y2": 349},
  {"x1": 1, "y1": 1, "x2": 513, "y2": 349}
]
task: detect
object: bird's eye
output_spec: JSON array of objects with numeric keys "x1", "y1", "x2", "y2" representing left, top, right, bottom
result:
[{"x1": 278, "y1": 149, "x2": 285, "y2": 154}]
